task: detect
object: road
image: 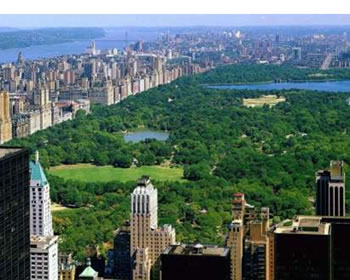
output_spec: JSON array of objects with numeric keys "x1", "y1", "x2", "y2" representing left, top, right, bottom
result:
[{"x1": 320, "y1": 53, "x2": 333, "y2": 70}]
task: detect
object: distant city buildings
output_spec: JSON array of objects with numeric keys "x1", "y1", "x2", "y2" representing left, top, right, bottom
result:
[{"x1": 0, "y1": 147, "x2": 30, "y2": 280}]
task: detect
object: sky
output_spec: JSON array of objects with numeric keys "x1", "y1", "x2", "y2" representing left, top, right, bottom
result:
[{"x1": 2, "y1": 15, "x2": 350, "y2": 28}]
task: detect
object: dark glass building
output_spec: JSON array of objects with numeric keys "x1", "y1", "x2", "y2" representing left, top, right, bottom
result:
[
  {"x1": 114, "y1": 221, "x2": 131, "y2": 280},
  {"x1": 0, "y1": 147, "x2": 30, "y2": 280},
  {"x1": 161, "y1": 244, "x2": 231, "y2": 280},
  {"x1": 316, "y1": 161, "x2": 345, "y2": 217},
  {"x1": 322, "y1": 217, "x2": 350, "y2": 280},
  {"x1": 274, "y1": 216, "x2": 350, "y2": 280}
]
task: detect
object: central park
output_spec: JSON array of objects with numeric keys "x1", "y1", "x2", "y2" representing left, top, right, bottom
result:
[{"x1": 8, "y1": 63, "x2": 350, "y2": 260}]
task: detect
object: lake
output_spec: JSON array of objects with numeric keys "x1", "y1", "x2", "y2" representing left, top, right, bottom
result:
[
  {"x1": 124, "y1": 129, "x2": 169, "y2": 143},
  {"x1": 207, "y1": 80, "x2": 350, "y2": 93}
]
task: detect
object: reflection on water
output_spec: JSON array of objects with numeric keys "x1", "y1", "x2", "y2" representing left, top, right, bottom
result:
[
  {"x1": 207, "y1": 80, "x2": 350, "y2": 93},
  {"x1": 124, "y1": 129, "x2": 169, "y2": 143}
]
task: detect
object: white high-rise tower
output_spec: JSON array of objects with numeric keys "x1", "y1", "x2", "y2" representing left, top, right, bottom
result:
[
  {"x1": 30, "y1": 151, "x2": 58, "y2": 280},
  {"x1": 30, "y1": 151, "x2": 53, "y2": 236},
  {"x1": 130, "y1": 176, "x2": 176, "y2": 280}
]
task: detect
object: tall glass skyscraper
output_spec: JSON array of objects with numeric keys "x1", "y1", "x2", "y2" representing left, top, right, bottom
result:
[{"x1": 0, "y1": 147, "x2": 30, "y2": 280}]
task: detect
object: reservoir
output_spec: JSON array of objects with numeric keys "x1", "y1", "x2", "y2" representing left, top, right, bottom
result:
[
  {"x1": 207, "y1": 80, "x2": 350, "y2": 93},
  {"x1": 124, "y1": 129, "x2": 169, "y2": 143}
]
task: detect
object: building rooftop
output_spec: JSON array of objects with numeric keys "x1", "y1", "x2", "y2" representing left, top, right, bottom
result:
[
  {"x1": 0, "y1": 147, "x2": 22, "y2": 159},
  {"x1": 29, "y1": 151, "x2": 48, "y2": 187},
  {"x1": 163, "y1": 244, "x2": 230, "y2": 257},
  {"x1": 79, "y1": 258, "x2": 98, "y2": 278},
  {"x1": 133, "y1": 176, "x2": 155, "y2": 194},
  {"x1": 330, "y1": 160, "x2": 344, "y2": 180},
  {"x1": 275, "y1": 216, "x2": 331, "y2": 235},
  {"x1": 79, "y1": 266, "x2": 97, "y2": 278},
  {"x1": 30, "y1": 235, "x2": 58, "y2": 249}
]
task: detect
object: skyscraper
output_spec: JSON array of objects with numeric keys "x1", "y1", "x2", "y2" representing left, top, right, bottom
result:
[
  {"x1": 227, "y1": 193, "x2": 245, "y2": 280},
  {"x1": 292, "y1": 47, "x2": 302, "y2": 61},
  {"x1": 0, "y1": 91, "x2": 13, "y2": 144},
  {"x1": 0, "y1": 147, "x2": 30, "y2": 280},
  {"x1": 227, "y1": 193, "x2": 272, "y2": 280},
  {"x1": 130, "y1": 176, "x2": 176, "y2": 280},
  {"x1": 316, "y1": 160, "x2": 345, "y2": 217},
  {"x1": 114, "y1": 221, "x2": 131, "y2": 280},
  {"x1": 161, "y1": 244, "x2": 231, "y2": 280},
  {"x1": 274, "y1": 216, "x2": 350, "y2": 280},
  {"x1": 274, "y1": 216, "x2": 331, "y2": 280},
  {"x1": 243, "y1": 208, "x2": 271, "y2": 280},
  {"x1": 30, "y1": 151, "x2": 58, "y2": 280}
]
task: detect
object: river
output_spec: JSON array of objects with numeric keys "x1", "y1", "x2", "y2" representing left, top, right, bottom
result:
[{"x1": 0, "y1": 28, "x2": 161, "y2": 63}]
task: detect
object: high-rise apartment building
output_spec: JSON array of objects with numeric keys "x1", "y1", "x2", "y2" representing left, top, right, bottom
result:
[
  {"x1": 161, "y1": 244, "x2": 231, "y2": 280},
  {"x1": 0, "y1": 147, "x2": 30, "y2": 280},
  {"x1": 0, "y1": 91, "x2": 13, "y2": 143},
  {"x1": 29, "y1": 151, "x2": 58, "y2": 280},
  {"x1": 227, "y1": 193, "x2": 272, "y2": 280},
  {"x1": 30, "y1": 151, "x2": 53, "y2": 236},
  {"x1": 316, "y1": 160, "x2": 345, "y2": 217},
  {"x1": 130, "y1": 176, "x2": 176, "y2": 280},
  {"x1": 226, "y1": 193, "x2": 245, "y2": 280},
  {"x1": 243, "y1": 208, "x2": 270, "y2": 280}
]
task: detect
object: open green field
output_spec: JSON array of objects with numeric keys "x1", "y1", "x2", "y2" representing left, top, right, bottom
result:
[
  {"x1": 243, "y1": 95, "x2": 286, "y2": 108},
  {"x1": 49, "y1": 164, "x2": 185, "y2": 182}
]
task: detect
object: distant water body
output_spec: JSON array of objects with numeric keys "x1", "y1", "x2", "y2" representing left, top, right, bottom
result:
[
  {"x1": 207, "y1": 80, "x2": 350, "y2": 93},
  {"x1": 124, "y1": 129, "x2": 169, "y2": 143},
  {"x1": 0, "y1": 29, "x2": 160, "y2": 63}
]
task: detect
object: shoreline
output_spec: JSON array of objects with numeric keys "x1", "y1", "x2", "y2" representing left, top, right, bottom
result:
[{"x1": 201, "y1": 78, "x2": 350, "y2": 87}]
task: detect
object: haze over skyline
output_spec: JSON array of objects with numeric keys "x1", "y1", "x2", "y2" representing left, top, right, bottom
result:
[{"x1": 2, "y1": 14, "x2": 350, "y2": 28}]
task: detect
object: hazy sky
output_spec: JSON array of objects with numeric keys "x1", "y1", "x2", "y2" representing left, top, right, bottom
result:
[{"x1": 2, "y1": 15, "x2": 350, "y2": 28}]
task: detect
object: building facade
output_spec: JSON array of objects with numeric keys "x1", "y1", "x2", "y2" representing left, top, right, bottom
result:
[
  {"x1": 227, "y1": 193, "x2": 245, "y2": 280},
  {"x1": 243, "y1": 208, "x2": 270, "y2": 280},
  {"x1": 316, "y1": 160, "x2": 345, "y2": 217},
  {"x1": 0, "y1": 147, "x2": 30, "y2": 280},
  {"x1": 130, "y1": 176, "x2": 176, "y2": 280},
  {"x1": 161, "y1": 244, "x2": 231, "y2": 280},
  {"x1": 0, "y1": 91, "x2": 13, "y2": 143},
  {"x1": 29, "y1": 151, "x2": 58, "y2": 280},
  {"x1": 59, "y1": 253, "x2": 76, "y2": 280}
]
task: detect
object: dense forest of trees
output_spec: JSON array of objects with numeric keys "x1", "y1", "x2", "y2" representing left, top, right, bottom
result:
[{"x1": 8, "y1": 64, "x2": 350, "y2": 259}]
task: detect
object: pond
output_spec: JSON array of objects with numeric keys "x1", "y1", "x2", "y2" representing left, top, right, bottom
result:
[
  {"x1": 206, "y1": 80, "x2": 350, "y2": 92},
  {"x1": 124, "y1": 129, "x2": 169, "y2": 143}
]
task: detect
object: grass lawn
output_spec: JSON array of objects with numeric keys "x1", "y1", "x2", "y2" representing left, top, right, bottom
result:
[
  {"x1": 49, "y1": 164, "x2": 185, "y2": 183},
  {"x1": 51, "y1": 203, "x2": 70, "y2": 212},
  {"x1": 243, "y1": 95, "x2": 286, "y2": 108}
]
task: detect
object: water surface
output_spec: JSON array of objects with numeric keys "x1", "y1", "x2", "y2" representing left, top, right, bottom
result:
[
  {"x1": 207, "y1": 80, "x2": 350, "y2": 93},
  {"x1": 124, "y1": 129, "x2": 169, "y2": 143}
]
